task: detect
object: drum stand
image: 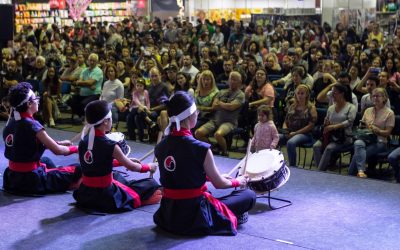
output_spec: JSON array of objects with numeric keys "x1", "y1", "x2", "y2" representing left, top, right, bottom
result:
[{"x1": 256, "y1": 191, "x2": 292, "y2": 210}]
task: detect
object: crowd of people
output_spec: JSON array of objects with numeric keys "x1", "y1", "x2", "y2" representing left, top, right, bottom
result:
[{"x1": 2, "y1": 15, "x2": 400, "y2": 186}]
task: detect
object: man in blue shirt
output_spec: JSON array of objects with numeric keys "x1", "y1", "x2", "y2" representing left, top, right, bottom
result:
[{"x1": 68, "y1": 53, "x2": 103, "y2": 118}]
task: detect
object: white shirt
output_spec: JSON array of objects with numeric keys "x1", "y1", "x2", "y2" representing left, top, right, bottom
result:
[
  {"x1": 100, "y1": 79, "x2": 124, "y2": 104},
  {"x1": 180, "y1": 65, "x2": 199, "y2": 83}
]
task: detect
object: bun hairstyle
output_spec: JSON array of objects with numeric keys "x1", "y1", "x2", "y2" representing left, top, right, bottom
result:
[
  {"x1": 8, "y1": 82, "x2": 33, "y2": 113},
  {"x1": 85, "y1": 100, "x2": 111, "y2": 126}
]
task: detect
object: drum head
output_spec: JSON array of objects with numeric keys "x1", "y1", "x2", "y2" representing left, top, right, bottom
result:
[
  {"x1": 106, "y1": 132, "x2": 125, "y2": 141},
  {"x1": 106, "y1": 132, "x2": 131, "y2": 156},
  {"x1": 245, "y1": 149, "x2": 284, "y2": 181}
]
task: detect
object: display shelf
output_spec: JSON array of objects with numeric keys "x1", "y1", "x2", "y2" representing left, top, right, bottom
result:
[
  {"x1": 14, "y1": 1, "x2": 131, "y2": 32},
  {"x1": 15, "y1": 3, "x2": 71, "y2": 32}
]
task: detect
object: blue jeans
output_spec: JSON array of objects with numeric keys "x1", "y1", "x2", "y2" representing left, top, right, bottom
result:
[
  {"x1": 279, "y1": 133, "x2": 313, "y2": 167},
  {"x1": 348, "y1": 140, "x2": 387, "y2": 175},
  {"x1": 388, "y1": 147, "x2": 400, "y2": 182}
]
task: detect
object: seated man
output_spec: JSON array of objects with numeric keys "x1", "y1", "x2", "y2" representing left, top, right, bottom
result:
[
  {"x1": 59, "y1": 55, "x2": 83, "y2": 95},
  {"x1": 2, "y1": 60, "x2": 23, "y2": 99},
  {"x1": 68, "y1": 53, "x2": 103, "y2": 119},
  {"x1": 195, "y1": 71, "x2": 245, "y2": 156}
]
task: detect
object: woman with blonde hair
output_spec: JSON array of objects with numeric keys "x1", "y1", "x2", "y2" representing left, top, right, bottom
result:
[
  {"x1": 194, "y1": 70, "x2": 219, "y2": 129},
  {"x1": 349, "y1": 87, "x2": 394, "y2": 178},
  {"x1": 264, "y1": 53, "x2": 281, "y2": 75},
  {"x1": 280, "y1": 84, "x2": 317, "y2": 167}
]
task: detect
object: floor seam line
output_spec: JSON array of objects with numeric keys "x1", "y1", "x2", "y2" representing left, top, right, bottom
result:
[{"x1": 237, "y1": 231, "x2": 316, "y2": 250}]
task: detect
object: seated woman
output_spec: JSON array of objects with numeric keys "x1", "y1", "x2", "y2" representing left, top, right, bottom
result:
[
  {"x1": 349, "y1": 88, "x2": 395, "y2": 178},
  {"x1": 42, "y1": 66, "x2": 61, "y2": 127},
  {"x1": 313, "y1": 83, "x2": 357, "y2": 171},
  {"x1": 194, "y1": 70, "x2": 219, "y2": 130},
  {"x1": 3, "y1": 82, "x2": 82, "y2": 195},
  {"x1": 73, "y1": 100, "x2": 161, "y2": 213},
  {"x1": 244, "y1": 68, "x2": 274, "y2": 131},
  {"x1": 280, "y1": 84, "x2": 317, "y2": 167},
  {"x1": 154, "y1": 91, "x2": 256, "y2": 235},
  {"x1": 99, "y1": 64, "x2": 124, "y2": 129}
]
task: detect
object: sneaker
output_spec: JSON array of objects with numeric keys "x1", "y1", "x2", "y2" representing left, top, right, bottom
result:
[
  {"x1": 357, "y1": 171, "x2": 368, "y2": 178},
  {"x1": 142, "y1": 189, "x2": 162, "y2": 205},
  {"x1": 237, "y1": 212, "x2": 248, "y2": 225},
  {"x1": 150, "y1": 122, "x2": 157, "y2": 129},
  {"x1": 49, "y1": 118, "x2": 55, "y2": 127}
]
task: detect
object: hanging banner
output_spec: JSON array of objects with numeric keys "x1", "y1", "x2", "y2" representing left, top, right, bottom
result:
[{"x1": 151, "y1": 0, "x2": 184, "y2": 20}]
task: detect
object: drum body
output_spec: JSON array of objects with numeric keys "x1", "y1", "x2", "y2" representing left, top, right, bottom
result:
[
  {"x1": 245, "y1": 149, "x2": 290, "y2": 193},
  {"x1": 106, "y1": 132, "x2": 131, "y2": 156}
]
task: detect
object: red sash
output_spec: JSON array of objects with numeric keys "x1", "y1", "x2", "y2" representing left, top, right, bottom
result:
[
  {"x1": 163, "y1": 184, "x2": 237, "y2": 230},
  {"x1": 9, "y1": 161, "x2": 39, "y2": 172},
  {"x1": 82, "y1": 173, "x2": 141, "y2": 208},
  {"x1": 82, "y1": 173, "x2": 113, "y2": 188}
]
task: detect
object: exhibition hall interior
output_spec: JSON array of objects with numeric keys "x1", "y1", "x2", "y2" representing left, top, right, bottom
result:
[{"x1": 0, "y1": 0, "x2": 400, "y2": 249}]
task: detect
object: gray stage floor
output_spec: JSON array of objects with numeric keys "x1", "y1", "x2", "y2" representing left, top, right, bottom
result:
[{"x1": 1, "y1": 125, "x2": 400, "y2": 250}]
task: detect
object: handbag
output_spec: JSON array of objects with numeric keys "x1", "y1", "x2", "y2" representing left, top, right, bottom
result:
[{"x1": 353, "y1": 129, "x2": 377, "y2": 144}]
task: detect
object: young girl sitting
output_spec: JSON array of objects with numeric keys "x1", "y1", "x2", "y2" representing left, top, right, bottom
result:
[
  {"x1": 126, "y1": 78, "x2": 156, "y2": 141},
  {"x1": 251, "y1": 105, "x2": 279, "y2": 152},
  {"x1": 73, "y1": 100, "x2": 161, "y2": 213}
]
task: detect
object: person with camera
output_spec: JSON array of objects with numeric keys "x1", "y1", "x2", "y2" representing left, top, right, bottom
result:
[
  {"x1": 349, "y1": 88, "x2": 394, "y2": 178},
  {"x1": 313, "y1": 83, "x2": 357, "y2": 171},
  {"x1": 359, "y1": 75, "x2": 391, "y2": 115}
]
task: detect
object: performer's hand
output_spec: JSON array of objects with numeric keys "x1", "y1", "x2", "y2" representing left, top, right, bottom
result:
[
  {"x1": 237, "y1": 175, "x2": 249, "y2": 188},
  {"x1": 148, "y1": 162, "x2": 158, "y2": 173},
  {"x1": 57, "y1": 140, "x2": 72, "y2": 146}
]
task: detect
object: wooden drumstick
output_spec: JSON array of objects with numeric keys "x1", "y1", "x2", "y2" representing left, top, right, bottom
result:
[
  {"x1": 227, "y1": 157, "x2": 246, "y2": 177},
  {"x1": 227, "y1": 138, "x2": 253, "y2": 177},
  {"x1": 149, "y1": 130, "x2": 164, "y2": 178},
  {"x1": 241, "y1": 138, "x2": 253, "y2": 181},
  {"x1": 139, "y1": 149, "x2": 154, "y2": 162}
]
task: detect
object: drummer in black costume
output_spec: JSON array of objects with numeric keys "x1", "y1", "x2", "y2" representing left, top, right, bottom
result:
[
  {"x1": 73, "y1": 100, "x2": 161, "y2": 213},
  {"x1": 154, "y1": 91, "x2": 256, "y2": 236},
  {"x1": 3, "y1": 82, "x2": 82, "y2": 195}
]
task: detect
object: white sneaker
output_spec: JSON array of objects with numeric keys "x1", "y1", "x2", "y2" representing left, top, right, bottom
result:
[{"x1": 49, "y1": 118, "x2": 55, "y2": 127}]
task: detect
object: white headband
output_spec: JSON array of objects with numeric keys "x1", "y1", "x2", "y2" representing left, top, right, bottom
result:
[
  {"x1": 164, "y1": 103, "x2": 196, "y2": 135},
  {"x1": 81, "y1": 111, "x2": 112, "y2": 151},
  {"x1": 6, "y1": 89, "x2": 34, "y2": 126}
]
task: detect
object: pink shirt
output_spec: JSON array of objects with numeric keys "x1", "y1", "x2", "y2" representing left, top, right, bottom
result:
[
  {"x1": 131, "y1": 90, "x2": 150, "y2": 109},
  {"x1": 251, "y1": 120, "x2": 279, "y2": 151},
  {"x1": 245, "y1": 83, "x2": 275, "y2": 107}
]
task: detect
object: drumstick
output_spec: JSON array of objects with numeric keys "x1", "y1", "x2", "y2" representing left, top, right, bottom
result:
[
  {"x1": 227, "y1": 138, "x2": 253, "y2": 177},
  {"x1": 241, "y1": 138, "x2": 253, "y2": 180},
  {"x1": 149, "y1": 130, "x2": 164, "y2": 178},
  {"x1": 227, "y1": 157, "x2": 246, "y2": 177},
  {"x1": 139, "y1": 149, "x2": 154, "y2": 162}
]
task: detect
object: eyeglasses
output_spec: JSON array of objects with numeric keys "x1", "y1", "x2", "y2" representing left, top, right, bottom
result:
[{"x1": 372, "y1": 95, "x2": 383, "y2": 98}]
